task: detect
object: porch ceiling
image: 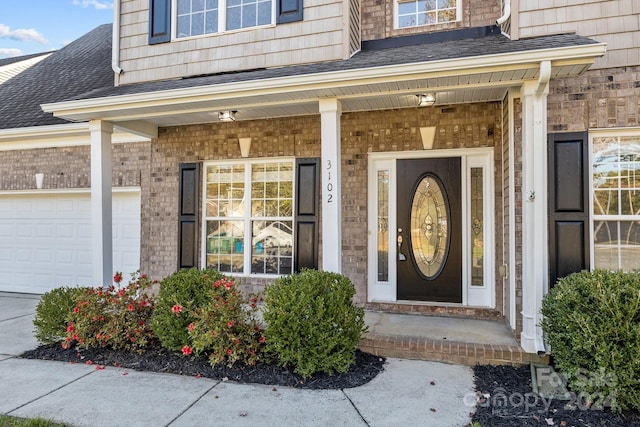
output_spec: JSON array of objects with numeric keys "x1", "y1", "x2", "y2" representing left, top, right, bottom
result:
[{"x1": 42, "y1": 37, "x2": 604, "y2": 129}]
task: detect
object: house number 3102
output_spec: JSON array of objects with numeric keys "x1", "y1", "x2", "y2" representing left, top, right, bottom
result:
[{"x1": 326, "y1": 160, "x2": 334, "y2": 203}]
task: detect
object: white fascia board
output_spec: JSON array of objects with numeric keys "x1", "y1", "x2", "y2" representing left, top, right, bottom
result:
[
  {"x1": 41, "y1": 42, "x2": 607, "y2": 120},
  {"x1": 0, "y1": 122, "x2": 150, "y2": 150}
]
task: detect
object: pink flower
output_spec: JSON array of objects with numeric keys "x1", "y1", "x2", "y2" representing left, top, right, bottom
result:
[
  {"x1": 181, "y1": 345, "x2": 193, "y2": 356},
  {"x1": 259, "y1": 336, "x2": 265, "y2": 344},
  {"x1": 227, "y1": 320, "x2": 234, "y2": 328},
  {"x1": 141, "y1": 274, "x2": 147, "y2": 279},
  {"x1": 66, "y1": 323, "x2": 74, "y2": 333},
  {"x1": 224, "y1": 281, "x2": 232, "y2": 290},
  {"x1": 172, "y1": 304, "x2": 183, "y2": 314},
  {"x1": 127, "y1": 304, "x2": 134, "y2": 312},
  {"x1": 226, "y1": 349, "x2": 233, "y2": 355},
  {"x1": 73, "y1": 307, "x2": 80, "y2": 314},
  {"x1": 113, "y1": 272, "x2": 123, "y2": 284},
  {"x1": 86, "y1": 360, "x2": 93, "y2": 365},
  {"x1": 140, "y1": 300, "x2": 148, "y2": 307},
  {"x1": 188, "y1": 323, "x2": 195, "y2": 332}
]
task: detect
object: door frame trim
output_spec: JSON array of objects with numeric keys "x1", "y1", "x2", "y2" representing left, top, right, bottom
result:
[{"x1": 367, "y1": 148, "x2": 495, "y2": 307}]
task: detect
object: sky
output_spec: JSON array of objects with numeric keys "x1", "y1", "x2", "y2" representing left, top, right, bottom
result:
[{"x1": 0, "y1": 0, "x2": 113, "y2": 59}]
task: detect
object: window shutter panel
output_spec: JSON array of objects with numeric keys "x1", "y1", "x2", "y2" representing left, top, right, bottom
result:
[
  {"x1": 149, "y1": 0, "x2": 171, "y2": 45},
  {"x1": 548, "y1": 132, "x2": 590, "y2": 286},
  {"x1": 276, "y1": 0, "x2": 303, "y2": 24},
  {"x1": 294, "y1": 158, "x2": 319, "y2": 271},
  {"x1": 178, "y1": 163, "x2": 200, "y2": 269}
]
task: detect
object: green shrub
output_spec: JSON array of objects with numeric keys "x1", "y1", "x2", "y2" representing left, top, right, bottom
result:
[
  {"x1": 33, "y1": 286, "x2": 89, "y2": 344},
  {"x1": 187, "y1": 277, "x2": 265, "y2": 367},
  {"x1": 151, "y1": 268, "x2": 225, "y2": 351},
  {"x1": 63, "y1": 272, "x2": 155, "y2": 353},
  {"x1": 541, "y1": 269, "x2": 640, "y2": 411},
  {"x1": 262, "y1": 269, "x2": 367, "y2": 378}
]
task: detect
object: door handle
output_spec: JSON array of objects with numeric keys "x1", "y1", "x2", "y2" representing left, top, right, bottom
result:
[{"x1": 397, "y1": 228, "x2": 406, "y2": 261}]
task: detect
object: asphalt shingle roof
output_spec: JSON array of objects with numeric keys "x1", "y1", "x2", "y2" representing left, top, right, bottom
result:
[
  {"x1": 0, "y1": 52, "x2": 50, "y2": 68},
  {"x1": 0, "y1": 24, "x2": 113, "y2": 130},
  {"x1": 72, "y1": 32, "x2": 599, "y2": 101}
]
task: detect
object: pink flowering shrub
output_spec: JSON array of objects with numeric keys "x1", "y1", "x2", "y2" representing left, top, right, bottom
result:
[
  {"x1": 62, "y1": 272, "x2": 155, "y2": 353},
  {"x1": 187, "y1": 277, "x2": 265, "y2": 367},
  {"x1": 150, "y1": 268, "x2": 227, "y2": 351}
]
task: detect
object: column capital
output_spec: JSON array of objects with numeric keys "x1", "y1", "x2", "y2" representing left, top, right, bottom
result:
[
  {"x1": 319, "y1": 98, "x2": 342, "y2": 115},
  {"x1": 89, "y1": 119, "x2": 114, "y2": 134}
]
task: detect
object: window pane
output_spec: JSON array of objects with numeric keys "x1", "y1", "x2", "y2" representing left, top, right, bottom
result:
[
  {"x1": 206, "y1": 164, "x2": 245, "y2": 218},
  {"x1": 192, "y1": 12, "x2": 205, "y2": 35},
  {"x1": 205, "y1": 10, "x2": 218, "y2": 33},
  {"x1": 206, "y1": 220, "x2": 245, "y2": 273},
  {"x1": 242, "y1": 2, "x2": 257, "y2": 27},
  {"x1": 593, "y1": 190, "x2": 618, "y2": 215},
  {"x1": 470, "y1": 168, "x2": 484, "y2": 286},
  {"x1": 193, "y1": 0, "x2": 205, "y2": 12},
  {"x1": 177, "y1": 15, "x2": 191, "y2": 37},
  {"x1": 621, "y1": 190, "x2": 640, "y2": 215},
  {"x1": 258, "y1": 1, "x2": 271, "y2": 25},
  {"x1": 227, "y1": 6, "x2": 242, "y2": 29},
  {"x1": 398, "y1": 2, "x2": 415, "y2": 14},
  {"x1": 377, "y1": 170, "x2": 389, "y2": 282},
  {"x1": 178, "y1": 0, "x2": 190, "y2": 14},
  {"x1": 251, "y1": 220, "x2": 293, "y2": 274}
]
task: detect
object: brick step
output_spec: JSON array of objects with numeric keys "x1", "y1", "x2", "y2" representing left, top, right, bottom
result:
[{"x1": 358, "y1": 333, "x2": 548, "y2": 366}]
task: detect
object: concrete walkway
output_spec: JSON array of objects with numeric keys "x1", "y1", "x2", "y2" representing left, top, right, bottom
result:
[{"x1": 0, "y1": 292, "x2": 476, "y2": 426}]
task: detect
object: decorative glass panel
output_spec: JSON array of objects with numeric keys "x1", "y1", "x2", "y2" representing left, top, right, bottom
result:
[
  {"x1": 377, "y1": 170, "x2": 389, "y2": 282},
  {"x1": 470, "y1": 168, "x2": 484, "y2": 286},
  {"x1": 410, "y1": 175, "x2": 449, "y2": 279}
]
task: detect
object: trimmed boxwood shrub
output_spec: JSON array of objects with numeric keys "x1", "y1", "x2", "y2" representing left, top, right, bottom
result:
[
  {"x1": 150, "y1": 268, "x2": 225, "y2": 351},
  {"x1": 262, "y1": 269, "x2": 368, "y2": 378},
  {"x1": 33, "y1": 286, "x2": 89, "y2": 344},
  {"x1": 541, "y1": 269, "x2": 640, "y2": 411}
]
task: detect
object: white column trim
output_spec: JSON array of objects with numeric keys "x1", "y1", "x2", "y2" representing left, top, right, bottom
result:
[
  {"x1": 319, "y1": 98, "x2": 342, "y2": 273},
  {"x1": 90, "y1": 120, "x2": 114, "y2": 287},
  {"x1": 520, "y1": 64, "x2": 550, "y2": 354}
]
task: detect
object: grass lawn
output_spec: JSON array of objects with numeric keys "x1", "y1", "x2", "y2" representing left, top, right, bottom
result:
[{"x1": 0, "y1": 415, "x2": 71, "y2": 427}]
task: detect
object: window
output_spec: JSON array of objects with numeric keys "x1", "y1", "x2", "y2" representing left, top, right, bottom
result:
[
  {"x1": 592, "y1": 132, "x2": 640, "y2": 271},
  {"x1": 203, "y1": 159, "x2": 294, "y2": 276},
  {"x1": 396, "y1": 0, "x2": 459, "y2": 29},
  {"x1": 176, "y1": 0, "x2": 272, "y2": 38}
]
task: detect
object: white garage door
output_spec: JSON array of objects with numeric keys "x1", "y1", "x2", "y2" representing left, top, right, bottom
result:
[{"x1": 0, "y1": 190, "x2": 141, "y2": 294}]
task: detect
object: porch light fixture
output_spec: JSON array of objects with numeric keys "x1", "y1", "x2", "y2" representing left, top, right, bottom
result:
[
  {"x1": 218, "y1": 111, "x2": 237, "y2": 122},
  {"x1": 417, "y1": 93, "x2": 436, "y2": 107}
]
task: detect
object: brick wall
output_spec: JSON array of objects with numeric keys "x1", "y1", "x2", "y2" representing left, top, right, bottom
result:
[
  {"x1": 0, "y1": 142, "x2": 150, "y2": 190},
  {"x1": 361, "y1": 0, "x2": 501, "y2": 41},
  {"x1": 147, "y1": 103, "x2": 504, "y2": 308},
  {"x1": 548, "y1": 66, "x2": 640, "y2": 132}
]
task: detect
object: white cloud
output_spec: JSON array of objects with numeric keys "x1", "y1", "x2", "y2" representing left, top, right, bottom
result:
[
  {"x1": 0, "y1": 48, "x2": 23, "y2": 58},
  {"x1": 72, "y1": 0, "x2": 114, "y2": 10},
  {"x1": 0, "y1": 24, "x2": 48, "y2": 44}
]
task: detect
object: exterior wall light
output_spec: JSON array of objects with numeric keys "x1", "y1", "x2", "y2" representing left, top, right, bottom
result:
[
  {"x1": 218, "y1": 111, "x2": 237, "y2": 122},
  {"x1": 417, "y1": 93, "x2": 436, "y2": 107}
]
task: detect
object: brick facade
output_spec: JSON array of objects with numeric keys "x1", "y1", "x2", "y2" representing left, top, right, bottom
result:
[
  {"x1": 145, "y1": 102, "x2": 505, "y2": 310},
  {"x1": 0, "y1": 142, "x2": 150, "y2": 191}
]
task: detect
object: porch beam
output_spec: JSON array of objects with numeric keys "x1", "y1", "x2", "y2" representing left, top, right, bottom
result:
[
  {"x1": 319, "y1": 98, "x2": 342, "y2": 273},
  {"x1": 520, "y1": 61, "x2": 550, "y2": 354},
  {"x1": 89, "y1": 119, "x2": 114, "y2": 287}
]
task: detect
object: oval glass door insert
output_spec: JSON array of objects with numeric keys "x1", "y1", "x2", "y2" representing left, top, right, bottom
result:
[{"x1": 410, "y1": 174, "x2": 449, "y2": 279}]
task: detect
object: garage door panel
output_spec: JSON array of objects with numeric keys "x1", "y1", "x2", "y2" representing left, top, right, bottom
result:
[{"x1": 0, "y1": 191, "x2": 141, "y2": 294}]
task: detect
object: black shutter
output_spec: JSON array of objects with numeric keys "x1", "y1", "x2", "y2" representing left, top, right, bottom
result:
[
  {"x1": 294, "y1": 158, "x2": 319, "y2": 271},
  {"x1": 149, "y1": 0, "x2": 171, "y2": 45},
  {"x1": 178, "y1": 163, "x2": 200, "y2": 269},
  {"x1": 276, "y1": 0, "x2": 303, "y2": 24},
  {"x1": 548, "y1": 132, "x2": 590, "y2": 286}
]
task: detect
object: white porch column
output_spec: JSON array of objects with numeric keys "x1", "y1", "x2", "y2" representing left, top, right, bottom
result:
[
  {"x1": 89, "y1": 120, "x2": 114, "y2": 287},
  {"x1": 520, "y1": 61, "x2": 551, "y2": 354},
  {"x1": 319, "y1": 98, "x2": 342, "y2": 273}
]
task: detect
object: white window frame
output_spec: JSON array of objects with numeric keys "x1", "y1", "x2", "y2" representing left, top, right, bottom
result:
[
  {"x1": 367, "y1": 148, "x2": 495, "y2": 307},
  {"x1": 394, "y1": 0, "x2": 462, "y2": 30},
  {"x1": 201, "y1": 157, "x2": 295, "y2": 278},
  {"x1": 589, "y1": 127, "x2": 640, "y2": 272},
  {"x1": 173, "y1": 0, "x2": 276, "y2": 40}
]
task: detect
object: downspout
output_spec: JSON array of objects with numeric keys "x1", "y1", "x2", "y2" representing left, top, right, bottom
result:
[
  {"x1": 112, "y1": 0, "x2": 123, "y2": 76},
  {"x1": 496, "y1": 0, "x2": 511, "y2": 26},
  {"x1": 535, "y1": 59, "x2": 551, "y2": 355}
]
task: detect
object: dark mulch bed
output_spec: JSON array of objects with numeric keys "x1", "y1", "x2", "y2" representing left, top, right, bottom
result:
[
  {"x1": 21, "y1": 343, "x2": 385, "y2": 390},
  {"x1": 472, "y1": 365, "x2": 640, "y2": 427}
]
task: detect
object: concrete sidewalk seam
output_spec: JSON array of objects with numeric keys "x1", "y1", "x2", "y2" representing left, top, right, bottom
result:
[
  {"x1": 341, "y1": 389, "x2": 370, "y2": 426},
  {"x1": 0, "y1": 313, "x2": 35, "y2": 323},
  {"x1": 6, "y1": 366, "x2": 96, "y2": 415},
  {"x1": 165, "y1": 380, "x2": 222, "y2": 427}
]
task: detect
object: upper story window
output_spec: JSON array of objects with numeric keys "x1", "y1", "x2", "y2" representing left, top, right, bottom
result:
[
  {"x1": 176, "y1": 0, "x2": 273, "y2": 38},
  {"x1": 396, "y1": 0, "x2": 459, "y2": 29}
]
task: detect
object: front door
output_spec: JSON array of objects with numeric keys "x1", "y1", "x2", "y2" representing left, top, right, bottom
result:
[{"x1": 397, "y1": 158, "x2": 462, "y2": 302}]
